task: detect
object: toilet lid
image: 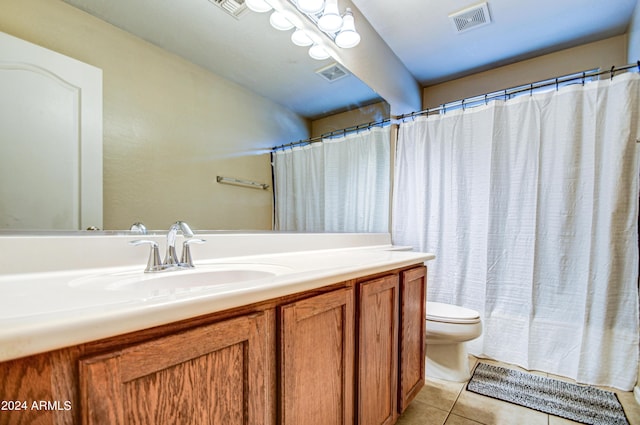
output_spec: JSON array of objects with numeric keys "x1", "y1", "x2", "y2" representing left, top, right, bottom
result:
[{"x1": 426, "y1": 302, "x2": 480, "y2": 324}]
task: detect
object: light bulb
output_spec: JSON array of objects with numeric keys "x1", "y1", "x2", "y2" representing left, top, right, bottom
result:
[
  {"x1": 317, "y1": 0, "x2": 342, "y2": 32},
  {"x1": 309, "y1": 44, "x2": 330, "y2": 60},
  {"x1": 269, "y1": 11, "x2": 294, "y2": 31},
  {"x1": 335, "y1": 8, "x2": 360, "y2": 48},
  {"x1": 245, "y1": 0, "x2": 272, "y2": 13},
  {"x1": 296, "y1": 0, "x2": 324, "y2": 14},
  {"x1": 291, "y1": 28, "x2": 313, "y2": 47}
]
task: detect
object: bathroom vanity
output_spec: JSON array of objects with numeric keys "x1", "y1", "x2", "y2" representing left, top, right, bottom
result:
[{"x1": 0, "y1": 233, "x2": 434, "y2": 425}]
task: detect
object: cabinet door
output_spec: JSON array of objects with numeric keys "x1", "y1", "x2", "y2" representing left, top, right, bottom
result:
[
  {"x1": 279, "y1": 288, "x2": 354, "y2": 425},
  {"x1": 358, "y1": 274, "x2": 399, "y2": 425},
  {"x1": 398, "y1": 266, "x2": 427, "y2": 413},
  {"x1": 79, "y1": 312, "x2": 272, "y2": 425}
]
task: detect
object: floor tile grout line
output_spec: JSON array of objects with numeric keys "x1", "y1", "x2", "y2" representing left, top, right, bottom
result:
[
  {"x1": 447, "y1": 386, "x2": 489, "y2": 425},
  {"x1": 445, "y1": 378, "x2": 484, "y2": 425},
  {"x1": 442, "y1": 357, "x2": 474, "y2": 424}
]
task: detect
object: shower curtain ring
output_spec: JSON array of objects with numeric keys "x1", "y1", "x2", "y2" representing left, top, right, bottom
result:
[{"x1": 610, "y1": 65, "x2": 615, "y2": 80}]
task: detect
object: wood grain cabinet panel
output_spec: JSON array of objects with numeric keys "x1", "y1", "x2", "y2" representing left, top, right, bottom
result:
[
  {"x1": 398, "y1": 266, "x2": 427, "y2": 413},
  {"x1": 279, "y1": 287, "x2": 355, "y2": 425},
  {"x1": 0, "y1": 349, "x2": 77, "y2": 425},
  {"x1": 0, "y1": 263, "x2": 427, "y2": 425},
  {"x1": 357, "y1": 274, "x2": 399, "y2": 425},
  {"x1": 79, "y1": 312, "x2": 272, "y2": 425}
]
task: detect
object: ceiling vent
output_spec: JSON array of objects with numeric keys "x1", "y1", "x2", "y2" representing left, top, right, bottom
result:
[
  {"x1": 315, "y1": 62, "x2": 350, "y2": 83},
  {"x1": 449, "y1": 2, "x2": 491, "y2": 33},
  {"x1": 208, "y1": 0, "x2": 248, "y2": 19}
]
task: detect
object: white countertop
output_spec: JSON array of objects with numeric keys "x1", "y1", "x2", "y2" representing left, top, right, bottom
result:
[{"x1": 0, "y1": 243, "x2": 433, "y2": 362}]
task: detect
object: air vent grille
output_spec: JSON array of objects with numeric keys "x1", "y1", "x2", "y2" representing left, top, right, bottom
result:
[
  {"x1": 208, "y1": 0, "x2": 248, "y2": 19},
  {"x1": 316, "y1": 62, "x2": 350, "y2": 83},
  {"x1": 449, "y1": 2, "x2": 491, "y2": 33}
]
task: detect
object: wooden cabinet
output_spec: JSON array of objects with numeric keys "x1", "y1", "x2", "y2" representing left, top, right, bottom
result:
[
  {"x1": 79, "y1": 311, "x2": 273, "y2": 425},
  {"x1": 357, "y1": 275, "x2": 399, "y2": 425},
  {"x1": 279, "y1": 287, "x2": 355, "y2": 425},
  {"x1": 398, "y1": 266, "x2": 427, "y2": 413},
  {"x1": 0, "y1": 264, "x2": 426, "y2": 425}
]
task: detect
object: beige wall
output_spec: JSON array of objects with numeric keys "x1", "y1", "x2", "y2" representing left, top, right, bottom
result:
[
  {"x1": 311, "y1": 101, "x2": 390, "y2": 138},
  {"x1": 0, "y1": 0, "x2": 309, "y2": 231},
  {"x1": 629, "y1": 0, "x2": 640, "y2": 62},
  {"x1": 422, "y1": 35, "x2": 628, "y2": 109}
]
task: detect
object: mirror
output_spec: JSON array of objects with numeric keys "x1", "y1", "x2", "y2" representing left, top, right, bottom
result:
[{"x1": 0, "y1": 0, "x2": 389, "y2": 232}]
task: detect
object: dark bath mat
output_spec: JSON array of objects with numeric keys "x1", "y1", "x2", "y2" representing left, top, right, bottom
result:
[{"x1": 467, "y1": 362, "x2": 630, "y2": 425}]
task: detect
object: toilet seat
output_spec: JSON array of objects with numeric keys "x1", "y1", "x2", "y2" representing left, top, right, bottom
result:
[{"x1": 426, "y1": 302, "x2": 480, "y2": 324}]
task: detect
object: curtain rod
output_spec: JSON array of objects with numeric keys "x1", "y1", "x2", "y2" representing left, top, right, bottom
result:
[
  {"x1": 271, "y1": 61, "x2": 638, "y2": 151},
  {"x1": 272, "y1": 117, "x2": 391, "y2": 151},
  {"x1": 397, "y1": 61, "x2": 640, "y2": 122}
]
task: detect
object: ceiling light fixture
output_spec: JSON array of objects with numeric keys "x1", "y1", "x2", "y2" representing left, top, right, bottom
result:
[
  {"x1": 248, "y1": 0, "x2": 361, "y2": 61},
  {"x1": 270, "y1": 10, "x2": 295, "y2": 30},
  {"x1": 334, "y1": 8, "x2": 360, "y2": 48},
  {"x1": 317, "y1": 0, "x2": 342, "y2": 32},
  {"x1": 291, "y1": 28, "x2": 314, "y2": 46},
  {"x1": 296, "y1": 0, "x2": 324, "y2": 14},
  {"x1": 309, "y1": 44, "x2": 330, "y2": 60},
  {"x1": 245, "y1": 0, "x2": 272, "y2": 13}
]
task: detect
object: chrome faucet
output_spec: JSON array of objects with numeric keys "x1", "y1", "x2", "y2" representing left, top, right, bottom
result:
[
  {"x1": 164, "y1": 221, "x2": 194, "y2": 266},
  {"x1": 130, "y1": 221, "x2": 205, "y2": 272},
  {"x1": 129, "y1": 222, "x2": 147, "y2": 234},
  {"x1": 130, "y1": 239, "x2": 163, "y2": 272}
]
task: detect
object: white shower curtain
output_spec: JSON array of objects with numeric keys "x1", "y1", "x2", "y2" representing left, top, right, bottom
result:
[
  {"x1": 393, "y1": 72, "x2": 640, "y2": 390},
  {"x1": 274, "y1": 126, "x2": 390, "y2": 233}
]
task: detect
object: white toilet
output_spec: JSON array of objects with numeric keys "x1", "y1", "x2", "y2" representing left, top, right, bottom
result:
[{"x1": 425, "y1": 301, "x2": 482, "y2": 382}]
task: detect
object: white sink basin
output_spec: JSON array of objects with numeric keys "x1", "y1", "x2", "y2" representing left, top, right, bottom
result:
[{"x1": 69, "y1": 264, "x2": 292, "y2": 292}]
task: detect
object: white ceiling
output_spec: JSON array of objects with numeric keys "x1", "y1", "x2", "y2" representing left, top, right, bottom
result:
[
  {"x1": 63, "y1": 0, "x2": 637, "y2": 119},
  {"x1": 356, "y1": 0, "x2": 636, "y2": 85}
]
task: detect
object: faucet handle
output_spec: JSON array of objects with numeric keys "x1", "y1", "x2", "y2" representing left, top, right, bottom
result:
[
  {"x1": 181, "y1": 238, "x2": 206, "y2": 268},
  {"x1": 130, "y1": 222, "x2": 147, "y2": 234},
  {"x1": 130, "y1": 239, "x2": 163, "y2": 272}
]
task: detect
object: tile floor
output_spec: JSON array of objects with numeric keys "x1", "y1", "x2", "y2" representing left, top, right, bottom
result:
[{"x1": 396, "y1": 357, "x2": 640, "y2": 425}]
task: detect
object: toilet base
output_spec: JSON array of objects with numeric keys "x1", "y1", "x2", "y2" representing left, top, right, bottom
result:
[{"x1": 425, "y1": 342, "x2": 471, "y2": 382}]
